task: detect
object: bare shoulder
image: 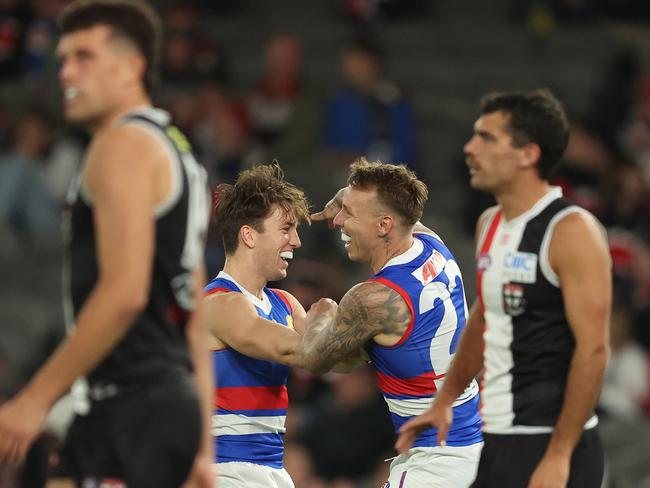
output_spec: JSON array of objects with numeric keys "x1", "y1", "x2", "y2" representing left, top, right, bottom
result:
[
  {"x1": 273, "y1": 289, "x2": 306, "y2": 315},
  {"x1": 85, "y1": 125, "x2": 165, "y2": 186},
  {"x1": 339, "y1": 281, "x2": 411, "y2": 337},
  {"x1": 550, "y1": 209, "x2": 610, "y2": 271},
  {"x1": 552, "y1": 210, "x2": 606, "y2": 243}
]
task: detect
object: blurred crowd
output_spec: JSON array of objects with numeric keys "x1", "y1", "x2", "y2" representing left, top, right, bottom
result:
[{"x1": 1, "y1": 0, "x2": 650, "y2": 487}]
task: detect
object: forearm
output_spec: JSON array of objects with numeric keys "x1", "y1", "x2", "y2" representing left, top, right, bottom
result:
[
  {"x1": 276, "y1": 334, "x2": 304, "y2": 368},
  {"x1": 547, "y1": 345, "x2": 608, "y2": 457},
  {"x1": 300, "y1": 315, "x2": 337, "y2": 373},
  {"x1": 437, "y1": 302, "x2": 485, "y2": 404},
  {"x1": 187, "y1": 308, "x2": 214, "y2": 458},
  {"x1": 21, "y1": 283, "x2": 142, "y2": 409}
]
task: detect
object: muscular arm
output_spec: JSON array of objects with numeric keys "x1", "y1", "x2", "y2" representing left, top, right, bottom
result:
[
  {"x1": 0, "y1": 127, "x2": 164, "y2": 464},
  {"x1": 301, "y1": 281, "x2": 411, "y2": 374},
  {"x1": 204, "y1": 292, "x2": 304, "y2": 367},
  {"x1": 21, "y1": 126, "x2": 161, "y2": 408},
  {"x1": 394, "y1": 208, "x2": 492, "y2": 452},
  {"x1": 185, "y1": 265, "x2": 213, "y2": 464},
  {"x1": 544, "y1": 212, "x2": 611, "y2": 459}
]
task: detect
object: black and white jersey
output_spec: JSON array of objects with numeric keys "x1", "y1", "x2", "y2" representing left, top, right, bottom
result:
[
  {"x1": 62, "y1": 107, "x2": 210, "y2": 398},
  {"x1": 476, "y1": 187, "x2": 598, "y2": 434}
]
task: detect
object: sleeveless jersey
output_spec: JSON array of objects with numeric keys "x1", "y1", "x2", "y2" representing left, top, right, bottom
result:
[
  {"x1": 367, "y1": 233, "x2": 483, "y2": 448},
  {"x1": 205, "y1": 271, "x2": 294, "y2": 468},
  {"x1": 476, "y1": 187, "x2": 598, "y2": 434},
  {"x1": 62, "y1": 107, "x2": 210, "y2": 398}
]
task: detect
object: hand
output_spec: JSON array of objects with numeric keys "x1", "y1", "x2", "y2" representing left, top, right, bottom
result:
[
  {"x1": 394, "y1": 398, "x2": 452, "y2": 454},
  {"x1": 527, "y1": 452, "x2": 570, "y2": 488},
  {"x1": 311, "y1": 188, "x2": 347, "y2": 229},
  {"x1": 305, "y1": 298, "x2": 338, "y2": 325},
  {"x1": 182, "y1": 451, "x2": 214, "y2": 488},
  {"x1": 0, "y1": 394, "x2": 49, "y2": 466}
]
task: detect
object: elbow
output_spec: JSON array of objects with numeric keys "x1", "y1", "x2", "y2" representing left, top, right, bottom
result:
[
  {"x1": 576, "y1": 341, "x2": 609, "y2": 370},
  {"x1": 302, "y1": 354, "x2": 330, "y2": 375},
  {"x1": 97, "y1": 278, "x2": 149, "y2": 318}
]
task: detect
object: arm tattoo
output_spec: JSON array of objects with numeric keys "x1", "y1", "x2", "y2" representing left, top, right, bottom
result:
[{"x1": 302, "y1": 281, "x2": 411, "y2": 372}]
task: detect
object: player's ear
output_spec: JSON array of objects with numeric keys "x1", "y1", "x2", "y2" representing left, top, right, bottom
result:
[
  {"x1": 377, "y1": 215, "x2": 393, "y2": 237},
  {"x1": 240, "y1": 225, "x2": 256, "y2": 249},
  {"x1": 520, "y1": 142, "x2": 541, "y2": 170}
]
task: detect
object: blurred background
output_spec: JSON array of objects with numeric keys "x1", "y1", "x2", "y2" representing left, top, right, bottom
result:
[{"x1": 1, "y1": 0, "x2": 650, "y2": 486}]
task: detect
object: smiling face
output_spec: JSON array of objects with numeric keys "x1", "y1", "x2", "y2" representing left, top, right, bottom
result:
[
  {"x1": 463, "y1": 110, "x2": 528, "y2": 195},
  {"x1": 333, "y1": 186, "x2": 385, "y2": 264},
  {"x1": 56, "y1": 24, "x2": 144, "y2": 128},
  {"x1": 252, "y1": 205, "x2": 302, "y2": 282}
]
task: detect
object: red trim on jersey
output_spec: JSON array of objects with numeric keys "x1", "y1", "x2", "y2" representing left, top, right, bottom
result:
[
  {"x1": 270, "y1": 288, "x2": 293, "y2": 314},
  {"x1": 375, "y1": 370, "x2": 442, "y2": 396},
  {"x1": 368, "y1": 277, "x2": 415, "y2": 348},
  {"x1": 205, "y1": 286, "x2": 233, "y2": 297},
  {"x1": 215, "y1": 385, "x2": 288, "y2": 411},
  {"x1": 476, "y1": 209, "x2": 501, "y2": 427},
  {"x1": 476, "y1": 210, "x2": 502, "y2": 314}
]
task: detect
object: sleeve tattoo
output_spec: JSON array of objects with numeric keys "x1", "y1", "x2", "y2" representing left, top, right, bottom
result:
[{"x1": 302, "y1": 282, "x2": 412, "y2": 372}]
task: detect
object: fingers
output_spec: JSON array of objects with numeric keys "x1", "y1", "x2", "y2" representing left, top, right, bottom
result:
[
  {"x1": 0, "y1": 437, "x2": 27, "y2": 466},
  {"x1": 436, "y1": 420, "x2": 450, "y2": 447},
  {"x1": 310, "y1": 211, "x2": 327, "y2": 221}
]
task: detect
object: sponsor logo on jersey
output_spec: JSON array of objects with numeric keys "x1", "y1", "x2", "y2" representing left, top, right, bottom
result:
[
  {"x1": 503, "y1": 251, "x2": 537, "y2": 283},
  {"x1": 413, "y1": 250, "x2": 447, "y2": 285},
  {"x1": 503, "y1": 283, "x2": 526, "y2": 316}
]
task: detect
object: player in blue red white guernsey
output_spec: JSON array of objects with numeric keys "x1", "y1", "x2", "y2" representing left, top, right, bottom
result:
[
  {"x1": 302, "y1": 159, "x2": 483, "y2": 487},
  {"x1": 203, "y1": 164, "x2": 318, "y2": 487},
  {"x1": 397, "y1": 90, "x2": 612, "y2": 488},
  {"x1": 0, "y1": 1, "x2": 214, "y2": 487}
]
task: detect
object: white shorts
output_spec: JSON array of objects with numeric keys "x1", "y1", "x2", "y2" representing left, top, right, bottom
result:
[
  {"x1": 386, "y1": 443, "x2": 483, "y2": 488},
  {"x1": 213, "y1": 462, "x2": 294, "y2": 488}
]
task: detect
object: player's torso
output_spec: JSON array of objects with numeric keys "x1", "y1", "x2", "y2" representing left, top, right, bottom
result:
[
  {"x1": 367, "y1": 233, "x2": 482, "y2": 447},
  {"x1": 477, "y1": 188, "x2": 596, "y2": 433},
  {"x1": 62, "y1": 107, "x2": 209, "y2": 395},
  {"x1": 205, "y1": 272, "x2": 293, "y2": 468}
]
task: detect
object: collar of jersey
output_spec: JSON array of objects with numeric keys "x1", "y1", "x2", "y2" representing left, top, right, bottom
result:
[{"x1": 216, "y1": 271, "x2": 272, "y2": 314}]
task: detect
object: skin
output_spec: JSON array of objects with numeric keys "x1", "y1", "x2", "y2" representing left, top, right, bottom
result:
[
  {"x1": 0, "y1": 25, "x2": 213, "y2": 487},
  {"x1": 204, "y1": 206, "x2": 308, "y2": 365},
  {"x1": 396, "y1": 110, "x2": 611, "y2": 488},
  {"x1": 302, "y1": 185, "x2": 436, "y2": 374}
]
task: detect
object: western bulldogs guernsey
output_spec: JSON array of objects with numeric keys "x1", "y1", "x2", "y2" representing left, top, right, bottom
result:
[
  {"x1": 477, "y1": 187, "x2": 598, "y2": 434},
  {"x1": 62, "y1": 107, "x2": 209, "y2": 396},
  {"x1": 205, "y1": 271, "x2": 294, "y2": 468},
  {"x1": 368, "y1": 233, "x2": 482, "y2": 448}
]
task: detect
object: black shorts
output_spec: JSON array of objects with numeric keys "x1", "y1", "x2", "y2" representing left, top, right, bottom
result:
[
  {"x1": 51, "y1": 371, "x2": 201, "y2": 488},
  {"x1": 472, "y1": 428, "x2": 603, "y2": 488}
]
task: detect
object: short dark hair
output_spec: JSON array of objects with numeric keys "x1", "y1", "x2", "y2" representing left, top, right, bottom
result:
[
  {"x1": 348, "y1": 158, "x2": 428, "y2": 226},
  {"x1": 59, "y1": 0, "x2": 162, "y2": 95},
  {"x1": 213, "y1": 164, "x2": 310, "y2": 255},
  {"x1": 480, "y1": 88, "x2": 570, "y2": 180}
]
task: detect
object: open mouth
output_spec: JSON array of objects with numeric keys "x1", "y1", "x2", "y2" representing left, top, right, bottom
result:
[
  {"x1": 64, "y1": 87, "x2": 79, "y2": 101},
  {"x1": 280, "y1": 250, "x2": 293, "y2": 262},
  {"x1": 341, "y1": 231, "x2": 352, "y2": 247}
]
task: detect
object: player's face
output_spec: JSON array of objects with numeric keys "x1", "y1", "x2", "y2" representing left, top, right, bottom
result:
[
  {"x1": 463, "y1": 111, "x2": 525, "y2": 194},
  {"x1": 256, "y1": 206, "x2": 301, "y2": 282},
  {"x1": 333, "y1": 186, "x2": 382, "y2": 264},
  {"x1": 57, "y1": 25, "x2": 139, "y2": 127}
]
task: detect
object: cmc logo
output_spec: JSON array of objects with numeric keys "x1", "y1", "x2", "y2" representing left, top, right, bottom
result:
[{"x1": 504, "y1": 251, "x2": 536, "y2": 271}]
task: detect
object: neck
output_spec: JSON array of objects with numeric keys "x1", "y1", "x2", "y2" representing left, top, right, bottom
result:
[
  {"x1": 223, "y1": 255, "x2": 266, "y2": 299},
  {"x1": 370, "y1": 231, "x2": 414, "y2": 274},
  {"x1": 90, "y1": 90, "x2": 151, "y2": 134},
  {"x1": 495, "y1": 176, "x2": 552, "y2": 221}
]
